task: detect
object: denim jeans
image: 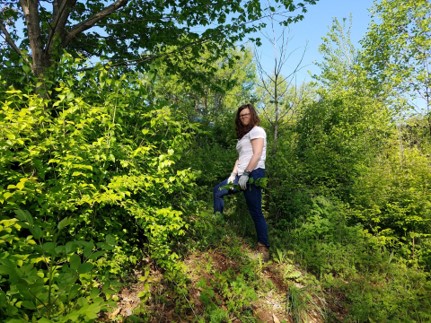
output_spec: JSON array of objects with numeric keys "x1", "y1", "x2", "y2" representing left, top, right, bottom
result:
[{"x1": 213, "y1": 168, "x2": 269, "y2": 247}]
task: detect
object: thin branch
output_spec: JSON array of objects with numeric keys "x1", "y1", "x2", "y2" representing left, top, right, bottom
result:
[
  {"x1": 0, "y1": 20, "x2": 29, "y2": 64},
  {"x1": 63, "y1": 0, "x2": 129, "y2": 47},
  {"x1": 77, "y1": 36, "x2": 213, "y2": 71},
  {"x1": 260, "y1": 105, "x2": 276, "y2": 128}
]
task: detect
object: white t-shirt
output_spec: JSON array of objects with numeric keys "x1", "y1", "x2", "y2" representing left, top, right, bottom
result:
[{"x1": 236, "y1": 126, "x2": 267, "y2": 175}]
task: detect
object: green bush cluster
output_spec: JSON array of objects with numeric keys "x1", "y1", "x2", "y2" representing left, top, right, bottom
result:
[
  {"x1": 0, "y1": 62, "x2": 199, "y2": 321},
  {"x1": 264, "y1": 87, "x2": 431, "y2": 321}
]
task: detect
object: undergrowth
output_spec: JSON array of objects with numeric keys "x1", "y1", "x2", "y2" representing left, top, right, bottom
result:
[{"x1": 117, "y1": 210, "x2": 327, "y2": 322}]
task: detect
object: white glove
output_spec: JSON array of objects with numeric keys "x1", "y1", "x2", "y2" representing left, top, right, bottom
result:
[
  {"x1": 227, "y1": 173, "x2": 236, "y2": 184},
  {"x1": 238, "y1": 172, "x2": 250, "y2": 190}
]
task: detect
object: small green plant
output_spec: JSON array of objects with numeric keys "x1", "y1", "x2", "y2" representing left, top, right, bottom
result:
[
  {"x1": 287, "y1": 283, "x2": 325, "y2": 323},
  {"x1": 287, "y1": 284, "x2": 309, "y2": 323},
  {"x1": 273, "y1": 248, "x2": 287, "y2": 264}
]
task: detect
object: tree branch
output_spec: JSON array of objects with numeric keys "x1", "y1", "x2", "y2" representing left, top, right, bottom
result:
[
  {"x1": 63, "y1": 0, "x2": 129, "y2": 47},
  {"x1": 46, "y1": 0, "x2": 77, "y2": 54},
  {"x1": 78, "y1": 35, "x2": 217, "y2": 71},
  {"x1": 0, "y1": 20, "x2": 29, "y2": 64}
]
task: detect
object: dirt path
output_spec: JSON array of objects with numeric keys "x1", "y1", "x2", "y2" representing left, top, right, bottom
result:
[{"x1": 106, "y1": 243, "x2": 325, "y2": 322}]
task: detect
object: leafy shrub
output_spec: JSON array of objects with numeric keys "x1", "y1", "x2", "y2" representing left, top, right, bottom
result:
[
  {"x1": 285, "y1": 196, "x2": 431, "y2": 321},
  {"x1": 0, "y1": 214, "x2": 116, "y2": 322},
  {"x1": 293, "y1": 89, "x2": 393, "y2": 200},
  {"x1": 335, "y1": 260, "x2": 431, "y2": 322},
  {"x1": 0, "y1": 60, "x2": 199, "y2": 320},
  {"x1": 351, "y1": 145, "x2": 431, "y2": 267}
]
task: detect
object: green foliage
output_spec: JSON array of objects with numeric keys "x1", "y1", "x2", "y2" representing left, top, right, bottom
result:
[
  {"x1": 287, "y1": 196, "x2": 371, "y2": 278},
  {"x1": 0, "y1": 60, "x2": 199, "y2": 320},
  {"x1": 360, "y1": 0, "x2": 431, "y2": 110},
  {"x1": 294, "y1": 88, "x2": 393, "y2": 199},
  {"x1": 265, "y1": 127, "x2": 313, "y2": 221},
  {"x1": 281, "y1": 196, "x2": 431, "y2": 321},
  {"x1": 401, "y1": 115, "x2": 431, "y2": 150},
  {"x1": 198, "y1": 270, "x2": 257, "y2": 320},
  {"x1": 315, "y1": 15, "x2": 359, "y2": 91},
  {"x1": 188, "y1": 211, "x2": 231, "y2": 250},
  {"x1": 0, "y1": 213, "x2": 115, "y2": 322},
  {"x1": 332, "y1": 260, "x2": 431, "y2": 322},
  {"x1": 351, "y1": 144, "x2": 431, "y2": 267},
  {"x1": 143, "y1": 46, "x2": 257, "y2": 122},
  {"x1": 191, "y1": 139, "x2": 237, "y2": 202},
  {"x1": 183, "y1": 118, "x2": 238, "y2": 200},
  {"x1": 1, "y1": 0, "x2": 320, "y2": 79}
]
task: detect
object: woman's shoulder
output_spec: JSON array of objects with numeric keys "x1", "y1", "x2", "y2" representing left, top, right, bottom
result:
[{"x1": 250, "y1": 125, "x2": 266, "y2": 137}]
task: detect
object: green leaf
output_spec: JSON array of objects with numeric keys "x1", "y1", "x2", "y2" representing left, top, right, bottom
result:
[
  {"x1": 58, "y1": 271, "x2": 78, "y2": 286},
  {"x1": 31, "y1": 226, "x2": 43, "y2": 240},
  {"x1": 7, "y1": 319, "x2": 29, "y2": 323},
  {"x1": 41, "y1": 242, "x2": 56, "y2": 255},
  {"x1": 14, "y1": 209, "x2": 33, "y2": 225},
  {"x1": 105, "y1": 234, "x2": 116, "y2": 246},
  {"x1": 70, "y1": 254, "x2": 81, "y2": 270},
  {"x1": 21, "y1": 300, "x2": 37, "y2": 309},
  {"x1": 66, "y1": 241, "x2": 78, "y2": 254},
  {"x1": 37, "y1": 318, "x2": 52, "y2": 323},
  {"x1": 58, "y1": 217, "x2": 73, "y2": 231},
  {"x1": 78, "y1": 262, "x2": 93, "y2": 274},
  {"x1": 87, "y1": 250, "x2": 105, "y2": 260},
  {"x1": 22, "y1": 64, "x2": 31, "y2": 73}
]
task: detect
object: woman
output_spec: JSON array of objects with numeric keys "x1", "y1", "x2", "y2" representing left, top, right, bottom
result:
[{"x1": 213, "y1": 103, "x2": 269, "y2": 261}]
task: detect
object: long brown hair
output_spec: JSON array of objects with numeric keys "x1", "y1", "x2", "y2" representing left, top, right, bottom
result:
[{"x1": 235, "y1": 103, "x2": 260, "y2": 139}]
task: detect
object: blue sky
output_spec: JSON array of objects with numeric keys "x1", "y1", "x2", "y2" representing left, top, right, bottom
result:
[{"x1": 252, "y1": 0, "x2": 375, "y2": 83}]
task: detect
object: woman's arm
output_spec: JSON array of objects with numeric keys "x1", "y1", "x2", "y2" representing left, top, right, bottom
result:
[
  {"x1": 227, "y1": 159, "x2": 239, "y2": 184},
  {"x1": 231, "y1": 159, "x2": 239, "y2": 175},
  {"x1": 245, "y1": 138, "x2": 264, "y2": 172}
]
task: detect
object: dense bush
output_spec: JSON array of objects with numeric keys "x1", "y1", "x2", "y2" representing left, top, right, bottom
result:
[
  {"x1": 351, "y1": 144, "x2": 431, "y2": 269},
  {"x1": 265, "y1": 86, "x2": 431, "y2": 321},
  {"x1": 294, "y1": 90, "x2": 393, "y2": 198},
  {"x1": 281, "y1": 196, "x2": 431, "y2": 321},
  {"x1": 0, "y1": 62, "x2": 199, "y2": 321}
]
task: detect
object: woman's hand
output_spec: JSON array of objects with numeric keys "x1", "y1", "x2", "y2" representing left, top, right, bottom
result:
[
  {"x1": 227, "y1": 172, "x2": 236, "y2": 184},
  {"x1": 238, "y1": 172, "x2": 249, "y2": 189}
]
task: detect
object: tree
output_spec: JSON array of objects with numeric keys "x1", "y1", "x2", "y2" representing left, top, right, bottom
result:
[
  {"x1": 314, "y1": 15, "x2": 358, "y2": 89},
  {"x1": 292, "y1": 13, "x2": 398, "y2": 199},
  {"x1": 254, "y1": 16, "x2": 311, "y2": 151},
  {"x1": 360, "y1": 0, "x2": 431, "y2": 123},
  {"x1": 144, "y1": 45, "x2": 257, "y2": 122},
  {"x1": 0, "y1": 0, "x2": 319, "y2": 80}
]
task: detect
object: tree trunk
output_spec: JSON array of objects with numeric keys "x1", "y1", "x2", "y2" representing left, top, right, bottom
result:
[
  {"x1": 20, "y1": 0, "x2": 47, "y2": 77},
  {"x1": 273, "y1": 70, "x2": 279, "y2": 154}
]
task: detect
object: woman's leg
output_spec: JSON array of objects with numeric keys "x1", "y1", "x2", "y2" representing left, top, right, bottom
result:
[
  {"x1": 242, "y1": 169, "x2": 269, "y2": 247},
  {"x1": 213, "y1": 177, "x2": 238, "y2": 214}
]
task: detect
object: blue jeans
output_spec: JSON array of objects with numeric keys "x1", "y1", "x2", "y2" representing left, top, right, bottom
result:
[{"x1": 213, "y1": 168, "x2": 269, "y2": 247}]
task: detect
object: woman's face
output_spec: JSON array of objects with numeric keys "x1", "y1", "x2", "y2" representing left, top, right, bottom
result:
[{"x1": 239, "y1": 108, "x2": 251, "y2": 126}]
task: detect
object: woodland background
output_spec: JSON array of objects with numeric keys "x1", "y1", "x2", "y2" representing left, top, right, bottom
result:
[{"x1": 1, "y1": 0, "x2": 430, "y2": 322}]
